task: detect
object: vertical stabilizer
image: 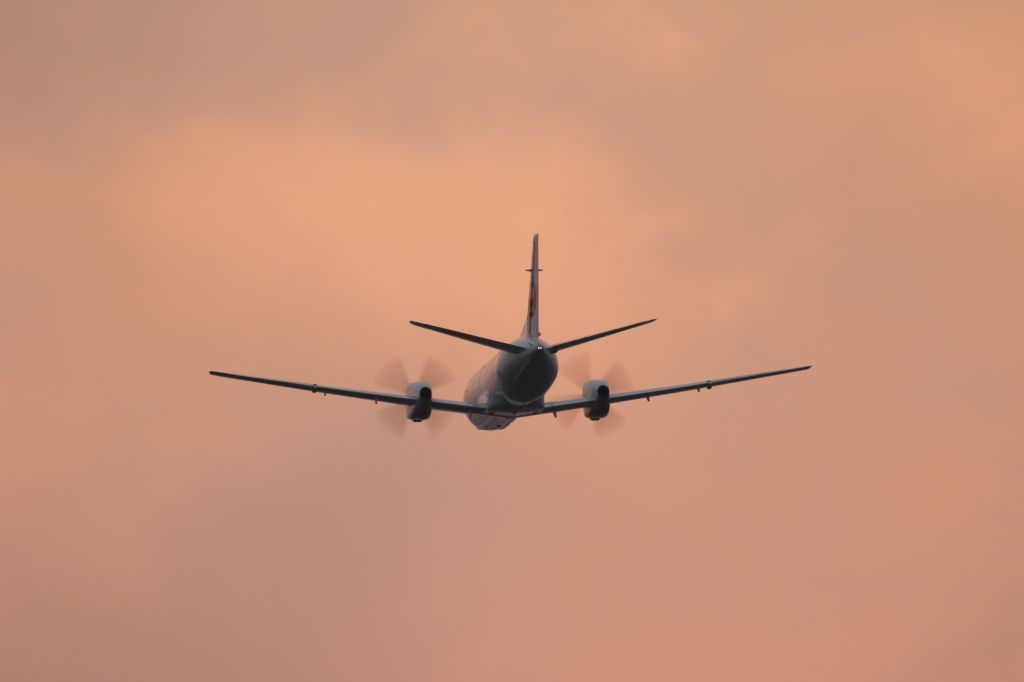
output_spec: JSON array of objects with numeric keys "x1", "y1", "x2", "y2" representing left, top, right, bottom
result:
[{"x1": 522, "y1": 234, "x2": 541, "y2": 338}]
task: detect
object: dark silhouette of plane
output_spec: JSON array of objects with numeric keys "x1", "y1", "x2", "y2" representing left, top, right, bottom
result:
[{"x1": 212, "y1": 235, "x2": 810, "y2": 431}]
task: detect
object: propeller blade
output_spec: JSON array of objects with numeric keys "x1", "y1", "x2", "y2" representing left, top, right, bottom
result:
[
  {"x1": 556, "y1": 409, "x2": 580, "y2": 428},
  {"x1": 562, "y1": 352, "x2": 632, "y2": 391},
  {"x1": 420, "y1": 357, "x2": 454, "y2": 388},
  {"x1": 426, "y1": 410, "x2": 453, "y2": 434},
  {"x1": 376, "y1": 406, "x2": 408, "y2": 437},
  {"x1": 377, "y1": 357, "x2": 453, "y2": 391},
  {"x1": 375, "y1": 357, "x2": 410, "y2": 391},
  {"x1": 604, "y1": 362, "x2": 632, "y2": 390},
  {"x1": 562, "y1": 351, "x2": 591, "y2": 388},
  {"x1": 594, "y1": 411, "x2": 626, "y2": 437}
]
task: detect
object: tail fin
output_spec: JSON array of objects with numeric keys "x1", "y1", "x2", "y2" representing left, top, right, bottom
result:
[{"x1": 522, "y1": 234, "x2": 541, "y2": 338}]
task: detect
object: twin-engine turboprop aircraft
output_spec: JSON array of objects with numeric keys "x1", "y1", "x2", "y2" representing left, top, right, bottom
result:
[{"x1": 211, "y1": 235, "x2": 810, "y2": 431}]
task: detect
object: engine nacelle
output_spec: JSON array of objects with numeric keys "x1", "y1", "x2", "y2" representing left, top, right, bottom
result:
[
  {"x1": 582, "y1": 380, "x2": 610, "y2": 420},
  {"x1": 405, "y1": 381, "x2": 432, "y2": 421}
]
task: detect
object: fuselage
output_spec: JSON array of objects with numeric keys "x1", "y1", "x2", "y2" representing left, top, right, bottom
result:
[{"x1": 463, "y1": 337, "x2": 558, "y2": 430}]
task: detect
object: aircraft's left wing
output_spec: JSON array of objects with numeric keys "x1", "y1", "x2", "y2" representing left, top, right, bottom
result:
[
  {"x1": 537, "y1": 365, "x2": 811, "y2": 415},
  {"x1": 209, "y1": 371, "x2": 487, "y2": 414}
]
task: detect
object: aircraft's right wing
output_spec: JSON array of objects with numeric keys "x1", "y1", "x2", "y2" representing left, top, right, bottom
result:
[{"x1": 539, "y1": 365, "x2": 811, "y2": 415}]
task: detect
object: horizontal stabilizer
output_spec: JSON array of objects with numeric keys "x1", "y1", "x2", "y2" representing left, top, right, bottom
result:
[
  {"x1": 410, "y1": 321, "x2": 525, "y2": 354},
  {"x1": 549, "y1": 319, "x2": 656, "y2": 353}
]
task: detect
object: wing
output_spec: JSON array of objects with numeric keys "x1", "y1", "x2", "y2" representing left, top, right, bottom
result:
[
  {"x1": 209, "y1": 371, "x2": 486, "y2": 414},
  {"x1": 538, "y1": 365, "x2": 812, "y2": 415}
]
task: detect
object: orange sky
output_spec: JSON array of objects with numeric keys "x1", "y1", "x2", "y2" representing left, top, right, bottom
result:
[{"x1": 3, "y1": 2, "x2": 1023, "y2": 680}]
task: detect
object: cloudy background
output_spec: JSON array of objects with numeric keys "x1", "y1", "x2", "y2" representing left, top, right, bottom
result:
[{"x1": 3, "y1": 1, "x2": 1022, "y2": 680}]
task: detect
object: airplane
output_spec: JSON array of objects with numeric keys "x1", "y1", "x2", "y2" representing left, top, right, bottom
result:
[{"x1": 211, "y1": 234, "x2": 810, "y2": 431}]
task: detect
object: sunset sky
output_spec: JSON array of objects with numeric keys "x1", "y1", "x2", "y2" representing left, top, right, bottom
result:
[{"x1": 3, "y1": 2, "x2": 1022, "y2": 680}]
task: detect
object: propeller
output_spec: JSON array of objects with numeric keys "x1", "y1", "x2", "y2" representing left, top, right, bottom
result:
[
  {"x1": 373, "y1": 358, "x2": 454, "y2": 436},
  {"x1": 593, "y1": 411, "x2": 627, "y2": 436},
  {"x1": 375, "y1": 357, "x2": 454, "y2": 391},
  {"x1": 562, "y1": 352, "x2": 632, "y2": 391},
  {"x1": 557, "y1": 351, "x2": 632, "y2": 435}
]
